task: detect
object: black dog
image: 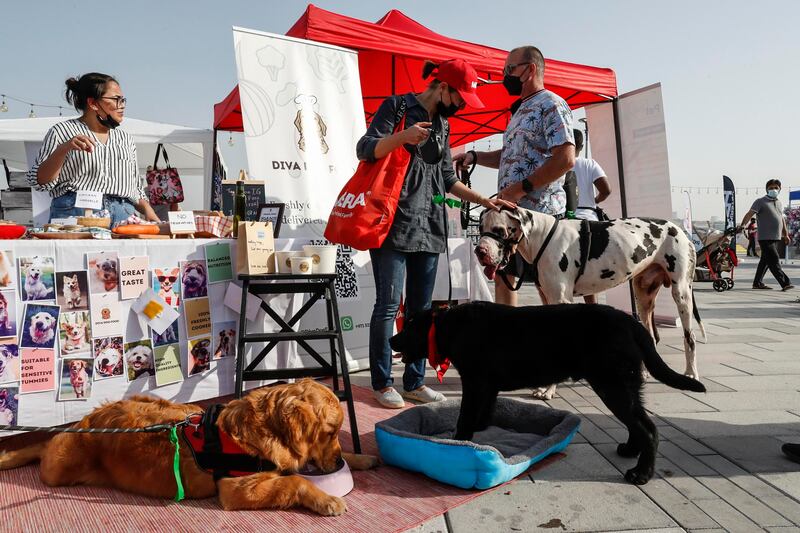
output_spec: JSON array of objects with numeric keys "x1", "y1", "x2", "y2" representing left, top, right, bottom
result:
[{"x1": 389, "y1": 301, "x2": 706, "y2": 485}]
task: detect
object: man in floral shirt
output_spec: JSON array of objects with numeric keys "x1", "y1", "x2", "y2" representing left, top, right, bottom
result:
[{"x1": 455, "y1": 45, "x2": 575, "y2": 304}]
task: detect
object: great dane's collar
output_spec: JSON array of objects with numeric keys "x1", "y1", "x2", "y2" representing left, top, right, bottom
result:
[{"x1": 478, "y1": 207, "x2": 524, "y2": 268}]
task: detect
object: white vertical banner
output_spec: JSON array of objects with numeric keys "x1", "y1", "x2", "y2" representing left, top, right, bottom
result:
[
  {"x1": 233, "y1": 27, "x2": 374, "y2": 368},
  {"x1": 587, "y1": 84, "x2": 678, "y2": 324},
  {"x1": 233, "y1": 27, "x2": 363, "y2": 238}
]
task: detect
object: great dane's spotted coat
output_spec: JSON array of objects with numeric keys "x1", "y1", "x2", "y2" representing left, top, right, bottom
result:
[{"x1": 476, "y1": 208, "x2": 705, "y2": 399}]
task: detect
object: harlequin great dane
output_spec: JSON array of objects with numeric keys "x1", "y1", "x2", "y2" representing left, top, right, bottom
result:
[{"x1": 475, "y1": 207, "x2": 705, "y2": 399}]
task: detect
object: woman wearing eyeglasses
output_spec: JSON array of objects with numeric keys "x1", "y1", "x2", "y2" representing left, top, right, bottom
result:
[{"x1": 27, "y1": 72, "x2": 159, "y2": 226}]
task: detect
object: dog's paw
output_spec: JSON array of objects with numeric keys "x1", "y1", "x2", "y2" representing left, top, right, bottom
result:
[
  {"x1": 624, "y1": 467, "x2": 652, "y2": 485},
  {"x1": 531, "y1": 387, "x2": 555, "y2": 400},
  {"x1": 345, "y1": 453, "x2": 379, "y2": 470},
  {"x1": 617, "y1": 442, "x2": 639, "y2": 458},
  {"x1": 683, "y1": 370, "x2": 699, "y2": 380},
  {"x1": 315, "y1": 495, "x2": 347, "y2": 516}
]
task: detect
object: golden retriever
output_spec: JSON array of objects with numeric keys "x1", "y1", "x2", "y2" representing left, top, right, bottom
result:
[{"x1": 0, "y1": 379, "x2": 376, "y2": 515}]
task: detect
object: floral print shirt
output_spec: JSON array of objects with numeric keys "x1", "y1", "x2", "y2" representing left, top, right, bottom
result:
[{"x1": 498, "y1": 90, "x2": 574, "y2": 215}]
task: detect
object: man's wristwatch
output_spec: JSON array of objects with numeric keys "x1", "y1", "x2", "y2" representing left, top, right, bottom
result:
[{"x1": 521, "y1": 177, "x2": 534, "y2": 194}]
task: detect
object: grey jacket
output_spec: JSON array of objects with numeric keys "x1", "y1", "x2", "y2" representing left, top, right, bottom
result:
[{"x1": 356, "y1": 93, "x2": 457, "y2": 253}]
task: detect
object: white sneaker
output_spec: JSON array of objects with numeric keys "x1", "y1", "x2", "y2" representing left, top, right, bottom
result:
[
  {"x1": 401, "y1": 386, "x2": 445, "y2": 403},
  {"x1": 373, "y1": 388, "x2": 405, "y2": 409}
]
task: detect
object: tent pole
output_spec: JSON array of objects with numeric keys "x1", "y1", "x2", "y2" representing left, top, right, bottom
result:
[
  {"x1": 612, "y1": 98, "x2": 638, "y2": 319},
  {"x1": 210, "y1": 129, "x2": 219, "y2": 210}
]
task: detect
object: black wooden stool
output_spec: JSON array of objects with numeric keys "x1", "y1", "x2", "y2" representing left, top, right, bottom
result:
[{"x1": 234, "y1": 273, "x2": 360, "y2": 453}]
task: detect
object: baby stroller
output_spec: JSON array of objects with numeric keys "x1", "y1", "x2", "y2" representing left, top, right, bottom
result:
[{"x1": 694, "y1": 227, "x2": 738, "y2": 291}]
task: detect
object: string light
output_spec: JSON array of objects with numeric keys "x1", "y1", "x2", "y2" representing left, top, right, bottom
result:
[
  {"x1": 0, "y1": 93, "x2": 67, "y2": 117},
  {"x1": 227, "y1": 134, "x2": 234, "y2": 147}
]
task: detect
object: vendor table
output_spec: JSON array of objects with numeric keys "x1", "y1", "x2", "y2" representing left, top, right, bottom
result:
[
  {"x1": 0, "y1": 237, "x2": 482, "y2": 431},
  {"x1": 235, "y1": 273, "x2": 360, "y2": 453}
]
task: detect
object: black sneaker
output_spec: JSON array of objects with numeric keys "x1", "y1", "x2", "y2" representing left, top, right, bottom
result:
[
  {"x1": 782, "y1": 285, "x2": 795, "y2": 292},
  {"x1": 753, "y1": 283, "x2": 773, "y2": 289},
  {"x1": 782, "y1": 443, "x2": 800, "y2": 464}
]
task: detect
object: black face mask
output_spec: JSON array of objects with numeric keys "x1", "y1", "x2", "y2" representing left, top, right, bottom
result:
[
  {"x1": 96, "y1": 105, "x2": 120, "y2": 129},
  {"x1": 419, "y1": 122, "x2": 443, "y2": 165},
  {"x1": 437, "y1": 98, "x2": 460, "y2": 118},
  {"x1": 503, "y1": 74, "x2": 523, "y2": 96}
]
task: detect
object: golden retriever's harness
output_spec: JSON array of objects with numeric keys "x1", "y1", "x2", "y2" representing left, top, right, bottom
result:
[{"x1": 181, "y1": 404, "x2": 277, "y2": 480}]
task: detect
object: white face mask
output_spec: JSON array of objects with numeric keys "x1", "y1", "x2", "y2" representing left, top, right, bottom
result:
[{"x1": 767, "y1": 188, "x2": 780, "y2": 199}]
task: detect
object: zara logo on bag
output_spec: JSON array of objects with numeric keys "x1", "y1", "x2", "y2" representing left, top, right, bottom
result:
[{"x1": 336, "y1": 191, "x2": 367, "y2": 210}]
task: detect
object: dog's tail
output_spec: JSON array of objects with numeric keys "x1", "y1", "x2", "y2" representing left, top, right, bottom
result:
[
  {"x1": 0, "y1": 442, "x2": 46, "y2": 470},
  {"x1": 636, "y1": 322, "x2": 705, "y2": 393},
  {"x1": 692, "y1": 290, "x2": 707, "y2": 343}
]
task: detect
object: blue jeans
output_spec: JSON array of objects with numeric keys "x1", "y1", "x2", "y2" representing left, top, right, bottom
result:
[
  {"x1": 369, "y1": 248, "x2": 439, "y2": 392},
  {"x1": 49, "y1": 192, "x2": 136, "y2": 227}
]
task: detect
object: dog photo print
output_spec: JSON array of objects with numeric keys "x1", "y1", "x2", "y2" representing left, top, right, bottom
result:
[
  {"x1": 0, "y1": 250, "x2": 16, "y2": 289},
  {"x1": 20, "y1": 303, "x2": 60, "y2": 349},
  {"x1": 124, "y1": 339, "x2": 155, "y2": 382},
  {"x1": 151, "y1": 318, "x2": 180, "y2": 347},
  {"x1": 0, "y1": 289, "x2": 18, "y2": 337},
  {"x1": 55, "y1": 270, "x2": 89, "y2": 312},
  {"x1": 181, "y1": 260, "x2": 208, "y2": 299},
  {"x1": 152, "y1": 267, "x2": 180, "y2": 307},
  {"x1": 187, "y1": 336, "x2": 212, "y2": 376},
  {"x1": 0, "y1": 385, "x2": 19, "y2": 425},
  {"x1": 87, "y1": 252, "x2": 119, "y2": 294},
  {"x1": 0, "y1": 340, "x2": 20, "y2": 385},
  {"x1": 89, "y1": 293, "x2": 123, "y2": 338},
  {"x1": 58, "y1": 311, "x2": 92, "y2": 357},
  {"x1": 19, "y1": 347, "x2": 56, "y2": 394},
  {"x1": 93, "y1": 336, "x2": 124, "y2": 380},
  {"x1": 18, "y1": 256, "x2": 56, "y2": 301},
  {"x1": 212, "y1": 321, "x2": 237, "y2": 360},
  {"x1": 57, "y1": 358, "x2": 93, "y2": 401}
]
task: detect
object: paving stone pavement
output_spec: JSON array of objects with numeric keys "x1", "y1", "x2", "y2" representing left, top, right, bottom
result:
[{"x1": 350, "y1": 258, "x2": 800, "y2": 532}]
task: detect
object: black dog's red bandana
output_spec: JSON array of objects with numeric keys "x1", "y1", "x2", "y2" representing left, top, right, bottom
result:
[
  {"x1": 181, "y1": 404, "x2": 276, "y2": 480},
  {"x1": 427, "y1": 323, "x2": 450, "y2": 383}
]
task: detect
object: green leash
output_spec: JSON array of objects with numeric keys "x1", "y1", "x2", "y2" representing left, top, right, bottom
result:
[
  {"x1": 169, "y1": 426, "x2": 186, "y2": 502},
  {"x1": 432, "y1": 194, "x2": 462, "y2": 208}
]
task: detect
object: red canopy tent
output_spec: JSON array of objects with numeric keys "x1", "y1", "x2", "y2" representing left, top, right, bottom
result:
[{"x1": 213, "y1": 4, "x2": 617, "y2": 146}]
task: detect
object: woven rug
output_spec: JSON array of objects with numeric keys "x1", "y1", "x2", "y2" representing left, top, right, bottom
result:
[{"x1": 0, "y1": 384, "x2": 562, "y2": 533}]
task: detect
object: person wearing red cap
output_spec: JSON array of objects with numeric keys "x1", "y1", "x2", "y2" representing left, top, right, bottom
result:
[{"x1": 357, "y1": 58, "x2": 512, "y2": 409}]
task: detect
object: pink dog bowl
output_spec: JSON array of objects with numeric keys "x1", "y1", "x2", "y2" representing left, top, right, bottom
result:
[{"x1": 297, "y1": 457, "x2": 353, "y2": 497}]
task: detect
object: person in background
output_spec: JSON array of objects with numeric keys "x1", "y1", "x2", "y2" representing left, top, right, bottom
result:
[
  {"x1": 571, "y1": 128, "x2": 611, "y2": 304},
  {"x1": 27, "y1": 73, "x2": 159, "y2": 226},
  {"x1": 738, "y1": 179, "x2": 793, "y2": 290},
  {"x1": 358, "y1": 59, "x2": 512, "y2": 409},
  {"x1": 746, "y1": 217, "x2": 759, "y2": 257},
  {"x1": 454, "y1": 45, "x2": 576, "y2": 306}
]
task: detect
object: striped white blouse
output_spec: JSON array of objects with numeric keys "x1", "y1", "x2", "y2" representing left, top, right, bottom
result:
[{"x1": 27, "y1": 119, "x2": 146, "y2": 202}]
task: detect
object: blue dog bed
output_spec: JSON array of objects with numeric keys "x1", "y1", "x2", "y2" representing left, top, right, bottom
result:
[{"x1": 375, "y1": 397, "x2": 581, "y2": 489}]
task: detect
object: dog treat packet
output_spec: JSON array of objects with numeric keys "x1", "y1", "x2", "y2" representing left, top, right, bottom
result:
[{"x1": 236, "y1": 222, "x2": 276, "y2": 275}]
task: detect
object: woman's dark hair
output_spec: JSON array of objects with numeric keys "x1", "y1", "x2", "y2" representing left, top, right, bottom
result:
[
  {"x1": 766, "y1": 178, "x2": 782, "y2": 190},
  {"x1": 422, "y1": 60, "x2": 444, "y2": 89},
  {"x1": 65, "y1": 73, "x2": 118, "y2": 112}
]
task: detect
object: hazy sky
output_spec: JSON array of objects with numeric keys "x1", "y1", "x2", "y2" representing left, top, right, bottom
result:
[{"x1": 3, "y1": 0, "x2": 798, "y2": 219}]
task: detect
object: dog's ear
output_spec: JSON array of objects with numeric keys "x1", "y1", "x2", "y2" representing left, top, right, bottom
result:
[
  {"x1": 504, "y1": 207, "x2": 534, "y2": 239},
  {"x1": 154, "y1": 268, "x2": 164, "y2": 277}
]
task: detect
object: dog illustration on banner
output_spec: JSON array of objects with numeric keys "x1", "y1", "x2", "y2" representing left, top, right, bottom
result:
[
  {"x1": 124, "y1": 340, "x2": 155, "y2": 381},
  {"x1": 292, "y1": 94, "x2": 329, "y2": 155},
  {"x1": 56, "y1": 271, "x2": 89, "y2": 311},
  {"x1": 87, "y1": 253, "x2": 119, "y2": 293},
  {"x1": 59, "y1": 311, "x2": 91, "y2": 356}
]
